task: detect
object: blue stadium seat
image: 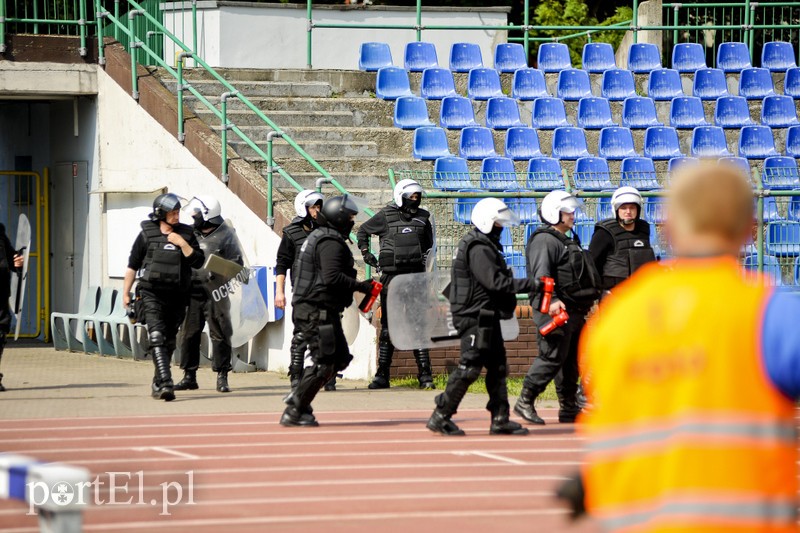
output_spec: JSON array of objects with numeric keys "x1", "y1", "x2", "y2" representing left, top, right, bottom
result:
[
  {"x1": 647, "y1": 68, "x2": 683, "y2": 101},
  {"x1": 449, "y1": 43, "x2": 483, "y2": 73},
  {"x1": 467, "y1": 68, "x2": 503, "y2": 100},
  {"x1": 453, "y1": 190, "x2": 482, "y2": 224},
  {"x1": 716, "y1": 42, "x2": 752, "y2": 73},
  {"x1": 738, "y1": 68, "x2": 775, "y2": 100},
  {"x1": 526, "y1": 157, "x2": 565, "y2": 190},
  {"x1": 628, "y1": 43, "x2": 662, "y2": 73},
  {"x1": 762, "y1": 41, "x2": 797, "y2": 72},
  {"x1": 480, "y1": 157, "x2": 520, "y2": 190},
  {"x1": 668, "y1": 156, "x2": 700, "y2": 173},
  {"x1": 739, "y1": 125, "x2": 780, "y2": 159},
  {"x1": 766, "y1": 221, "x2": 800, "y2": 256},
  {"x1": 760, "y1": 196, "x2": 782, "y2": 223},
  {"x1": 531, "y1": 97, "x2": 570, "y2": 130},
  {"x1": 761, "y1": 95, "x2": 800, "y2": 128},
  {"x1": 376, "y1": 67, "x2": 413, "y2": 100},
  {"x1": 557, "y1": 69, "x2": 593, "y2": 101},
  {"x1": 505, "y1": 127, "x2": 543, "y2": 160},
  {"x1": 787, "y1": 125, "x2": 800, "y2": 158},
  {"x1": 552, "y1": 127, "x2": 591, "y2": 160},
  {"x1": 433, "y1": 156, "x2": 472, "y2": 190},
  {"x1": 620, "y1": 157, "x2": 660, "y2": 189},
  {"x1": 597, "y1": 196, "x2": 614, "y2": 220},
  {"x1": 503, "y1": 251, "x2": 527, "y2": 278},
  {"x1": 672, "y1": 43, "x2": 707, "y2": 73},
  {"x1": 459, "y1": 126, "x2": 498, "y2": 160},
  {"x1": 598, "y1": 126, "x2": 639, "y2": 160},
  {"x1": 644, "y1": 196, "x2": 667, "y2": 224},
  {"x1": 420, "y1": 68, "x2": 457, "y2": 100},
  {"x1": 762, "y1": 156, "x2": 800, "y2": 189},
  {"x1": 670, "y1": 96, "x2": 709, "y2": 129},
  {"x1": 690, "y1": 125, "x2": 732, "y2": 158},
  {"x1": 495, "y1": 43, "x2": 527, "y2": 73},
  {"x1": 622, "y1": 97, "x2": 662, "y2": 129},
  {"x1": 789, "y1": 196, "x2": 800, "y2": 221},
  {"x1": 743, "y1": 253, "x2": 784, "y2": 285},
  {"x1": 714, "y1": 96, "x2": 754, "y2": 129},
  {"x1": 439, "y1": 96, "x2": 479, "y2": 129},
  {"x1": 602, "y1": 69, "x2": 637, "y2": 101},
  {"x1": 359, "y1": 42, "x2": 393, "y2": 71},
  {"x1": 582, "y1": 42, "x2": 616, "y2": 73},
  {"x1": 719, "y1": 156, "x2": 751, "y2": 176},
  {"x1": 405, "y1": 42, "x2": 439, "y2": 72},
  {"x1": 644, "y1": 126, "x2": 684, "y2": 160},
  {"x1": 577, "y1": 97, "x2": 616, "y2": 129},
  {"x1": 393, "y1": 96, "x2": 434, "y2": 129},
  {"x1": 538, "y1": 42, "x2": 572, "y2": 73},
  {"x1": 512, "y1": 68, "x2": 548, "y2": 100},
  {"x1": 412, "y1": 127, "x2": 452, "y2": 160},
  {"x1": 693, "y1": 68, "x2": 729, "y2": 100},
  {"x1": 485, "y1": 97, "x2": 525, "y2": 130},
  {"x1": 785, "y1": 67, "x2": 800, "y2": 99},
  {"x1": 572, "y1": 219, "x2": 596, "y2": 249},
  {"x1": 505, "y1": 196, "x2": 539, "y2": 223},
  {"x1": 574, "y1": 157, "x2": 614, "y2": 190}
]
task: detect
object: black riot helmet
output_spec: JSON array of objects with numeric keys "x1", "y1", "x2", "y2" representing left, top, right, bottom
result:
[
  {"x1": 150, "y1": 193, "x2": 182, "y2": 222},
  {"x1": 317, "y1": 195, "x2": 360, "y2": 236}
]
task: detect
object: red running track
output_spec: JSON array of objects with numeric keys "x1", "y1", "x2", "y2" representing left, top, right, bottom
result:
[{"x1": 0, "y1": 408, "x2": 601, "y2": 533}]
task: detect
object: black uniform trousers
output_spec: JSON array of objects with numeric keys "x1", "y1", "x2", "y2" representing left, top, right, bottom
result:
[
  {"x1": 290, "y1": 302, "x2": 353, "y2": 411},
  {"x1": 178, "y1": 284, "x2": 233, "y2": 373},
  {"x1": 378, "y1": 273, "x2": 393, "y2": 329},
  {"x1": 524, "y1": 309, "x2": 587, "y2": 412},
  {"x1": 139, "y1": 287, "x2": 187, "y2": 353}
]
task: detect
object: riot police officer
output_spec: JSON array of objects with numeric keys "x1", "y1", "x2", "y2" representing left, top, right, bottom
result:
[
  {"x1": 427, "y1": 198, "x2": 542, "y2": 436},
  {"x1": 0, "y1": 220, "x2": 23, "y2": 392},
  {"x1": 275, "y1": 190, "x2": 324, "y2": 391},
  {"x1": 357, "y1": 179, "x2": 435, "y2": 390},
  {"x1": 123, "y1": 193, "x2": 204, "y2": 401},
  {"x1": 515, "y1": 191, "x2": 601, "y2": 425},
  {"x1": 589, "y1": 186, "x2": 657, "y2": 291},
  {"x1": 280, "y1": 195, "x2": 375, "y2": 427},
  {"x1": 175, "y1": 196, "x2": 244, "y2": 394}
]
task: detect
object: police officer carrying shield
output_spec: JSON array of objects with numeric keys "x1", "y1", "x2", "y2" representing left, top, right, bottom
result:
[
  {"x1": 0, "y1": 220, "x2": 23, "y2": 392},
  {"x1": 427, "y1": 198, "x2": 543, "y2": 436},
  {"x1": 357, "y1": 179, "x2": 435, "y2": 390},
  {"x1": 515, "y1": 190, "x2": 601, "y2": 425},
  {"x1": 589, "y1": 187, "x2": 657, "y2": 291},
  {"x1": 123, "y1": 193, "x2": 204, "y2": 401},
  {"x1": 174, "y1": 196, "x2": 243, "y2": 394},
  {"x1": 274, "y1": 190, "x2": 324, "y2": 392},
  {"x1": 280, "y1": 195, "x2": 376, "y2": 427}
]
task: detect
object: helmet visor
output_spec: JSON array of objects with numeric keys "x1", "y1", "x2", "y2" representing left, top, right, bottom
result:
[
  {"x1": 342, "y1": 193, "x2": 371, "y2": 221},
  {"x1": 183, "y1": 196, "x2": 209, "y2": 218},
  {"x1": 494, "y1": 206, "x2": 522, "y2": 227},
  {"x1": 559, "y1": 196, "x2": 584, "y2": 215}
]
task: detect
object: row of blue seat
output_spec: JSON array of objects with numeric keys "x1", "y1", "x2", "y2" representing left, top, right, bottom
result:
[
  {"x1": 376, "y1": 64, "x2": 800, "y2": 101},
  {"x1": 360, "y1": 41, "x2": 799, "y2": 74},
  {"x1": 395, "y1": 94, "x2": 800, "y2": 132},
  {"x1": 413, "y1": 124, "x2": 800, "y2": 161}
]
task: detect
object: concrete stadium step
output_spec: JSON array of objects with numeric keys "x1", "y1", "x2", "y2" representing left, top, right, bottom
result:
[
  {"x1": 163, "y1": 79, "x2": 334, "y2": 98},
  {"x1": 230, "y1": 139, "x2": 378, "y2": 159},
  {"x1": 194, "y1": 95, "x2": 393, "y2": 117},
  {"x1": 172, "y1": 67, "x2": 377, "y2": 95},
  {"x1": 250, "y1": 156, "x2": 430, "y2": 176},
  {"x1": 194, "y1": 109, "x2": 359, "y2": 128},
  {"x1": 231, "y1": 126, "x2": 412, "y2": 152}
]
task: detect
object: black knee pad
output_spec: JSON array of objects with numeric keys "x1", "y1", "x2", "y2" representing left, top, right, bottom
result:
[
  {"x1": 458, "y1": 363, "x2": 482, "y2": 383},
  {"x1": 148, "y1": 330, "x2": 166, "y2": 348}
]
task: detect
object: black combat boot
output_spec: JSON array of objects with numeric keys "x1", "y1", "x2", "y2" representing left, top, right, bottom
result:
[
  {"x1": 514, "y1": 385, "x2": 544, "y2": 425},
  {"x1": 368, "y1": 330, "x2": 394, "y2": 389},
  {"x1": 0, "y1": 373, "x2": 5, "y2": 392},
  {"x1": 216, "y1": 370, "x2": 230, "y2": 393},
  {"x1": 426, "y1": 410, "x2": 465, "y2": 436},
  {"x1": 288, "y1": 333, "x2": 306, "y2": 390},
  {"x1": 151, "y1": 347, "x2": 175, "y2": 402},
  {"x1": 173, "y1": 369, "x2": 199, "y2": 391},
  {"x1": 414, "y1": 349, "x2": 435, "y2": 390},
  {"x1": 558, "y1": 398, "x2": 581, "y2": 423},
  {"x1": 490, "y1": 404, "x2": 529, "y2": 435},
  {"x1": 280, "y1": 405, "x2": 319, "y2": 427},
  {"x1": 324, "y1": 375, "x2": 337, "y2": 391}
]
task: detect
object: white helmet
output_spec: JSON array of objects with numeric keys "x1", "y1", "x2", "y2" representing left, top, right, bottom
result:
[
  {"x1": 471, "y1": 197, "x2": 521, "y2": 234},
  {"x1": 393, "y1": 178, "x2": 424, "y2": 208},
  {"x1": 294, "y1": 190, "x2": 324, "y2": 218},
  {"x1": 611, "y1": 186, "x2": 643, "y2": 216},
  {"x1": 539, "y1": 190, "x2": 582, "y2": 225},
  {"x1": 186, "y1": 195, "x2": 223, "y2": 225}
]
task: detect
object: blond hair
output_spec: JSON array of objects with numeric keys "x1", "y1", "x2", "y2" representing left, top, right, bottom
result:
[{"x1": 667, "y1": 161, "x2": 754, "y2": 242}]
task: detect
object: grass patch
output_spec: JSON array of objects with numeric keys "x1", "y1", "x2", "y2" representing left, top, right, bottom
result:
[{"x1": 390, "y1": 375, "x2": 558, "y2": 401}]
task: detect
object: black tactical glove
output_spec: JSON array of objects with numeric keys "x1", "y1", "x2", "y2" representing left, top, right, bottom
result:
[
  {"x1": 361, "y1": 250, "x2": 379, "y2": 268},
  {"x1": 357, "y1": 280, "x2": 374, "y2": 294}
]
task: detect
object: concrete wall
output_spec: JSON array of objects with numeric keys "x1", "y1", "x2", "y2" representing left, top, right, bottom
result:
[{"x1": 162, "y1": 1, "x2": 509, "y2": 70}]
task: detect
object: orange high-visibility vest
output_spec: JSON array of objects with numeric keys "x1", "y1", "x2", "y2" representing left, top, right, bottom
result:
[{"x1": 579, "y1": 257, "x2": 798, "y2": 533}]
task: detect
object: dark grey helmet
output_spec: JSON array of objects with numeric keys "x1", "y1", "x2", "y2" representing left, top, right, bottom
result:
[
  {"x1": 151, "y1": 193, "x2": 182, "y2": 221},
  {"x1": 318, "y1": 195, "x2": 360, "y2": 234}
]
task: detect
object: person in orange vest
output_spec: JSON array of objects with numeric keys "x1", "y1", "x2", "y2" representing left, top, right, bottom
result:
[{"x1": 558, "y1": 161, "x2": 800, "y2": 531}]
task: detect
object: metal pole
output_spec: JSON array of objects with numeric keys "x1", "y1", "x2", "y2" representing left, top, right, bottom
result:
[
  {"x1": 673, "y1": 4, "x2": 679, "y2": 46},
  {"x1": 749, "y1": 4, "x2": 756, "y2": 64},
  {"x1": 191, "y1": 0, "x2": 197, "y2": 67},
  {"x1": 79, "y1": 0, "x2": 87, "y2": 56},
  {"x1": 95, "y1": 0, "x2": 105, "y2": 65},
  {"x1": 306, "y1": 0, "x2": 312, "y2": 69},
  {"x1": 220, "y1": 91, "x2": 238, "y2": 185},
  {"x1": 632, "y1": 0, "x2": 639, "y2": 43},
  {"x1": 177, "y1": 52, "x2": 193, "y2": 143},
  {"x1": 743, "y1": 0, "x2": 751, "y2": 60},
  {"x1": 266, "y1": 131, "x2": 284, "y2": 228},
  {"x1": 755, "y1": 170, "x2": 764, "y2": 272},
  {"x1": 415, "y1": 0, "x2": 422, "y2": 41},
  {"x1": 114, "y1": 0, "x2": 120, "y2": 41},
  {"x1": 0, "y1": 0, "x2": 7, "y2": 54},
  {"x1": 523, "y1": 0, "x2": 529, "y2": 57},
  {"x1": 129, "y1": 10, "x2": 145, "y2": 100}
]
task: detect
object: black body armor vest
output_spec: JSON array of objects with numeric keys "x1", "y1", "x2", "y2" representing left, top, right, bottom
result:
[
  {"x1": 292, "y1": 226, "x2": 356, "y2": 312},
  {"x1": 139, "y1": 221, "x2": 182, "y2": 289},
  {"x1": 283, "y1": 217, "x2": 312, "y2": 285},
  {"x1": 378, "y1": 206, "x2": 430, "y2": 274},
  {"x1": 595, "y1": 219, "x2": 656, "y2": 288}
]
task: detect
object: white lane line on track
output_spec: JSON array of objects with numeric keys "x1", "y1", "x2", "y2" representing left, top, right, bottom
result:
[
  {"x1": 132, "y1": 447, "x2": 199, "y2": 460},
  {"x1": 454, "y1": 451, "x2": 528, "y2": 465}
]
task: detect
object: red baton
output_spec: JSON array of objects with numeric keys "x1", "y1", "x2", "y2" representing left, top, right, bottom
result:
[{"x1": 539, "y1": 276, "x2": 555, "y2": 314}]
